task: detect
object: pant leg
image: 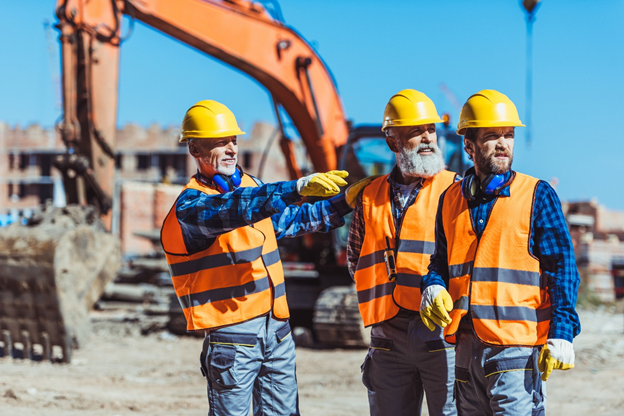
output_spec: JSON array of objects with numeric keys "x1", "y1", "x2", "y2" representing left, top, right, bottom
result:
[
  {"x1": 254, "y1": 316, "x2": 300, "y2": 416},
  {"x1": 202, "y1": 317, "x2": 265, "y2": 416},
  {"x1": 410, "y1": 316, "x2": 457, "y2": 416},
  {"x1": 454, "y1": 331, "x2": 492, "y2": 416},
  {"x1": 484, "y1": 345, "x2": 546, "y2": 416},
  {"x1": 362, "y1": 313, "x2": 423, "y2": 416}
]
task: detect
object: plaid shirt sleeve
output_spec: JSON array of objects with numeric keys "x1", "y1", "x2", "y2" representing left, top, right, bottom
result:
[
  {"x1": 421, "y1": 190, "x2": 450, "y2": 289},
  {"x1": 175, "y1": 179, "x2": 302, "y2": 253},
  {"x1": 532, "y1": 181, "x2": 581, "y2": 342},
  {"x1": 271, "y1": 193, "x2": 352, "y2": 240},
  {"x1": 346, "y1": 192, "x2": 365, "y2": 278}
]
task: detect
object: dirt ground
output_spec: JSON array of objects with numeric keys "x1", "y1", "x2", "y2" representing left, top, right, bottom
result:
[{"x1": 1, "y1": 307, "x2": 623, "y2": 416}]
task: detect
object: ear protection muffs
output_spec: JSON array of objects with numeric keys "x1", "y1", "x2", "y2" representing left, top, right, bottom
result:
[
  {"x1": 462, "y1": 173, "x2": 508, "y2": 200},
  {"x1": 212, "y1": 165, "x2": 243, "y2": 193}
]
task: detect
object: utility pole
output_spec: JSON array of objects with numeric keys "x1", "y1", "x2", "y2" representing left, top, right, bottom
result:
[{"x1": 522, "y1": 0, "x2": 541, "y2": 148}]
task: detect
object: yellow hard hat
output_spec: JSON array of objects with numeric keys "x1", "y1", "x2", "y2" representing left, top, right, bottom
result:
[
  {"x1": 456, "y1": 90, "x2": 525, "y2": 135},
  {"x1": 381, "y1": 89, "x2": 443, "y2": 131},
  {"x1": 180, "y1": 100, "x2": 245, "y2": 143}
]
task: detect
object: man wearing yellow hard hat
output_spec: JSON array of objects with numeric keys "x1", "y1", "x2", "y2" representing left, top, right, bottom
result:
[
  {"x1": 347, "y1": 89, "x2": 457, "y2": 416},
  {"x1": 160, "y1": 100, "x2": 368, "y2": 415},
  {"x1": 420, "y1": 90, "x2": 580, "y2": 415}
]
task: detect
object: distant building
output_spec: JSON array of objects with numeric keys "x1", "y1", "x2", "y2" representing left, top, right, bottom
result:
[
  {"x1": 564, "y1": 199, "x2": 624, "y2": 301},
  {"x1": 0, "y1": 120, "x2": 301, "y2": 255}
]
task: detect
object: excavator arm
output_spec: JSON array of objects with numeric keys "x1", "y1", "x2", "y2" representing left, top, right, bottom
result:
[{"x1": 55, "y1": 0, "x2": 350, "y2": 218}]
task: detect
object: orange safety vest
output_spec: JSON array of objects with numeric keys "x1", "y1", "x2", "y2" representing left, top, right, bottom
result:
[
  {"x1": 441, "y1": 172, "x2": 551, "y2": 346},
  {"x1": 160, "y1": 174, "x2": 289, "y2": 331},
  {"x1": 354, "y1": 170, "x2": 456, "y2": 327}
]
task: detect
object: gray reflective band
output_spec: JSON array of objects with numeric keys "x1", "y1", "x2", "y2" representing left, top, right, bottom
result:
[
  {"x1": 273, "y1": 281, "x2": 286, "y2": 299},
  {"x1": 454, "y1": 296, "x2": 469, "y2": 311},
  {"x1": 356, "y1": 250, "x2": 385, "y2": 271},
  {"x1": 178, "y1": 276, "x2": 271, "y2": 309},
  {"x1": 449, "y1": 262, "x2": 473, "y2": 279},
  {"x1": 472, "y1": 267, "x2": 543, "y2": 288},
  {"x1": 262, "y1": 249, "x2": 281, "y2": 268},
  {"x1": 396, "y1": 273, "x2": 422, "y2": 288},
  {"x1": 398, "y1": 240, "x2": 435, "y2": 255},
  {"x1": 169, "y1": 246, "x2": 263, "y2": 277},
  {"x1": 357, "y1": 281, "x2": 396, "y2": 304},
  {"x1": 471, "y1": 305, "x2": 552, "y2": 322}
]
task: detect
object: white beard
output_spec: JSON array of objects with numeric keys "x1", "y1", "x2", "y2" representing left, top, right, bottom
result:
[
  {"x1": 396, "y1": 142, "x2": 446, "y2": 178},
  {"x1": 215, "y1": 156, "x2": 238, "y2": 176}
]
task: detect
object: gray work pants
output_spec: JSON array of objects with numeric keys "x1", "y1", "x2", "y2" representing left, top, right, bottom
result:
[
  {"x1": 454, "y1": 329, "x2": 546, "y2": 416},
  {"x1": 361, "y1": 310, "x2": 457, "y2": 416},
  {"x1": 200, "y1": 312, "x2": 299, "y2": 416}
]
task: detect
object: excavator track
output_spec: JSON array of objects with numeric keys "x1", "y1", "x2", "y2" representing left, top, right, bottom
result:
[
  {"x1": 313, "y1": 285, "x2": 370, "y2": 348},
  {"x1": 0, "y1": 206, "x2": 120, "y2": 363}
]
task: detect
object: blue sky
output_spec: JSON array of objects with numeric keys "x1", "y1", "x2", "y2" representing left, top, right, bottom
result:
[{"x1": 2, "y1": 1, "x2": 624, "y2": 209}]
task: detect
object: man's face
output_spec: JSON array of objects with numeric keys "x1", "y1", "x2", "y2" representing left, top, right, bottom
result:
[
  {"x1": 385, "y1": 123, "x2": 445, "y2": 178},
  {"x1": 465, "y1": 127, "x2": 515, "y2": 176},
  {"x1": 188, "y1": 136, "x2": 238, "y2": 177}
]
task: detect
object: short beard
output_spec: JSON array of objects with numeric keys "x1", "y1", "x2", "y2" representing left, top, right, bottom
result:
[
  {"x1": 396, "y1": 143, "x2": 446, "y2": 178},
  {"x1": 474, "y1": 146, "x2": 513, "y2": 175}
]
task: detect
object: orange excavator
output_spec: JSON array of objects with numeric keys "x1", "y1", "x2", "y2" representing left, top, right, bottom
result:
[{"x1": 0, "y1": 0, "x2": 390, "y2": 362}]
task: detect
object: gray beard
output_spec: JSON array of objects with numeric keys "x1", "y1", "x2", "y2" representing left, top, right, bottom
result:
[
  {"x1": 396, "y1": 143, "x2": 446, "y2": 178},
  {"x1": 215, "y1": 157, "x2": 238, "y2": 176}
]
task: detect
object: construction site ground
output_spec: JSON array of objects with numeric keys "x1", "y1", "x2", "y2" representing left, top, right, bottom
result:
[{"x1": 0, "y1": 306, "x2": 623, "y2": 416}]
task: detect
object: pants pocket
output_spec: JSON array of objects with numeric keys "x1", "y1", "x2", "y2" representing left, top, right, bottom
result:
[
  {"x1": 425, "y1": 339, "x2": 455, "y2": 353},
  {"x1": 208, "y1": 344, "x2": 239, "y2": 388},
  {"x1": 360, "y1": 351, "x2": 374, "y2": 391},
  {"x1": 454, "y1": 366, "x2": 470, "y2": 401},
  {"x1": 275, "y1": 321, "x2": 292, "y2": 343}
]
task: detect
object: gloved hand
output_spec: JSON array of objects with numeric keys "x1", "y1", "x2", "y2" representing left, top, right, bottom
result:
[
  {"x1": 297, "y1": 170, "x2": 348, "y2": 197},
  {"x1": 538, "y1": 339, "x2": 575, "y2": 381},
  {"x1": 345, "y1": 175, "x2": 381, "y2": 208},
  {"x1": 420, "y1": 285, "x2": 453, "y2": 331}
]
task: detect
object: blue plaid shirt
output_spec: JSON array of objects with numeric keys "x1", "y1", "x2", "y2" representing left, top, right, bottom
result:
[
  {"x1": 175, "y1": 173, "x2": 352, "y2": 254},
  {"x1": 422, "y1": 168, "x2": 581, "y2": 343}
]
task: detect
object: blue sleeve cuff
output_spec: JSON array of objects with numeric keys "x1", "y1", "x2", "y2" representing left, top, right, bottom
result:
[
  {"x1": 421, "y1": 271, "x2": 446, "y2": 290},
  {"x1": 281, "y1": 180, "x2": 303, "y2": 205},
  {"x1": 329, "y1": 193, "x2": 352, "y2": 218}
]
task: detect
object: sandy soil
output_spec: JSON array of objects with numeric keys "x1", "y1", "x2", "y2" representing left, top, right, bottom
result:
[{"x1": 1, "y1": 308, "x2": 623, "y2": 416}]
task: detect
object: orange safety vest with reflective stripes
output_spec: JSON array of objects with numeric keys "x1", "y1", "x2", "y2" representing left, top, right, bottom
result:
[
  {"x1": 441, "y1": 172, "x2": 551, "y2": 346},
  {"x1": 354, "y1": 170, "x2": 456, "y2": 327},
  {"x1": 160, "y1": 174, "x2": 289, "y2": 331}
]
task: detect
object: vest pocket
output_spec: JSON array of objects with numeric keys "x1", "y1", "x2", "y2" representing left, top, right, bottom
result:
[{"x1": 208, "y1": 344, "x2": 239, "y2": 388}]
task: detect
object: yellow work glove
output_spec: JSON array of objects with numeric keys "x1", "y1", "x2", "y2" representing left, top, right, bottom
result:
[
  {"x1": 538, "y1": 339, "x2": 575, "y2": 381},
  {"x1": 419, "y1": 284, "x2": 453, "y2": 331},
  {"x1": 345, "y1": 175, "x2": 381, "y2": 208},
  {"x1": 297, "y1": 170, "x2": 348, "y2": 197}
]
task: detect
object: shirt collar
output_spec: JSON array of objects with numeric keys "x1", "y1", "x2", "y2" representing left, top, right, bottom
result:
[{"x1": 387, "y1": 165, "x2": 424, "y2": 191}]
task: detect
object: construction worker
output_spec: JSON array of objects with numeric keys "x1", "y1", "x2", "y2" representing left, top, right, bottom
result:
[
  {"x1": 347, "y1": 89, "x2": 457, "y2": 416},
  {"x1": 160, "y1": 100, "x2": 369, "y2": 416},
  {"x1": 420, "y1": 90, "x2": 580, "y2": 415}
]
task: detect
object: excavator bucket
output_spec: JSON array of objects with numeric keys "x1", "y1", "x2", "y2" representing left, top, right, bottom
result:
[{"x1": 0, "y1": 206, "x2": 120, "y2": 363}]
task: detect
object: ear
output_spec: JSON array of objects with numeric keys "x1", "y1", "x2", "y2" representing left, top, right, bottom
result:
[
  {"x1": 188, "y1": 141, "x2": 201, "y2": 158},
  {"x1": 385, "y1": 136, "x2": 398, "y2": 153},
  {"x1": 463, "y1": 137, "x2": 475, "y2": 159}
]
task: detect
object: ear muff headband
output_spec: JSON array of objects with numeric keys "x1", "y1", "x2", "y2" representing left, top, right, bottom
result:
[
  {"x1": 212, "y1": 165, "x2": 243, "y2": 193},
  {"x1": 462, "y1": 173, "x2": 508, "y2": 201}
]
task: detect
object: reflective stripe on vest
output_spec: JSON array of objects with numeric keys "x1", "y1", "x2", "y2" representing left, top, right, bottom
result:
[
  {"x1": 442, "y1": 172, "x2": 551, "y2": 346},
  {"x1": 354, "y1": 170, "x2": 456, "y2": 326},
  {"x1": 160, "y1": 174, "x2": 288, "y2": 331}
]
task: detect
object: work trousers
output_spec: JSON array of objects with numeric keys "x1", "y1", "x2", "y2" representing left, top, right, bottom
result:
[
  {"x1": 361, "y1": 310, "x2": 457, "y2": 416},
  {"x1": 454, "y1": 328, "x2": 546, "y2": 416},
  {"x1": 200, "y1": 312, "x2": 299, "y2": 416}
]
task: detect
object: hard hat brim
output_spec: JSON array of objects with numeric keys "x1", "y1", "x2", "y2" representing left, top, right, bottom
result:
[
  {"x1": 381, "y1": 116, "x2": 445, "y2": 131},
  {"x1": 457, "y1": 121, "x2": 525, "y2": 136},
  {"x1": 179, "y1": 128, "x2": 246, "y2": 143}
]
